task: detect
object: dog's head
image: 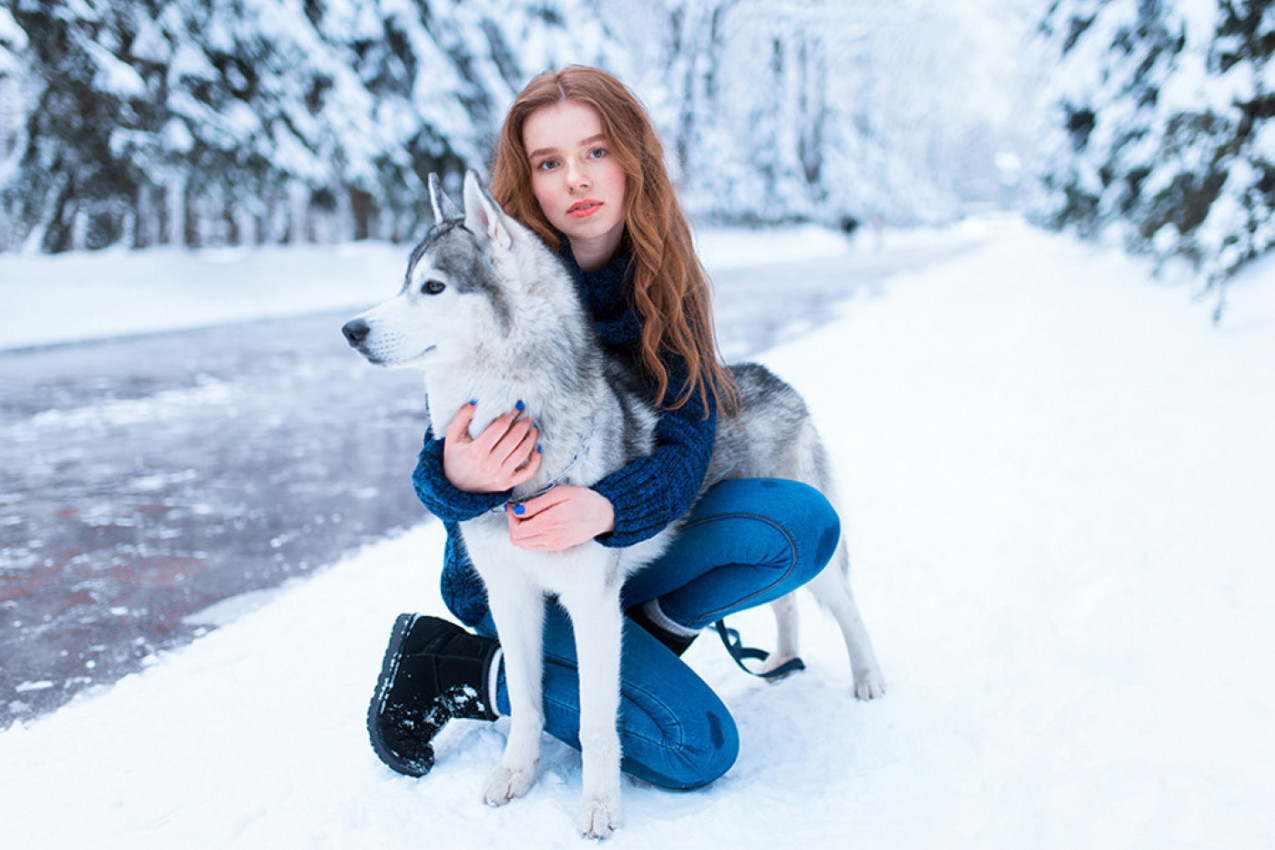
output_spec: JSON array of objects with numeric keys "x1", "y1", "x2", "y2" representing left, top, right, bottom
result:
[{"x1": 341, "y1": 170, "x2": 526, "y2": 368}]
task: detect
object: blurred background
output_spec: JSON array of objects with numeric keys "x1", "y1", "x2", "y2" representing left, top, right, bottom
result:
[{"x1": 2, "y1": 0, "x2": 1269, "y2": 291}]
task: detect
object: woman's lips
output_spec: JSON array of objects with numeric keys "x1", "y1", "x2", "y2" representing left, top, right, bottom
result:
[{"x1": 568, "y1": 200, "x2": 602, "y2": 218}]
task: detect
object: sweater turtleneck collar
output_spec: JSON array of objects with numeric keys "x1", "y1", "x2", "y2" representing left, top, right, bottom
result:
[
  {"x1": 557, "y1": 232, "x2": 631, "y2": 284},
  {"x1": 555, "y1": 233, "x2": 644, "y2": 351}
]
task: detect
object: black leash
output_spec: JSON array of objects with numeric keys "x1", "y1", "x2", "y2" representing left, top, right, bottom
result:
[{"x1": 714, "y1": 619, "x2": 806, "y2": 679}]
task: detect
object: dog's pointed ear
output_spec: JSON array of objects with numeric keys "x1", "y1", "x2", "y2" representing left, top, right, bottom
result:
[
  {"x1": 462, "y1": 169, "x2": 512, "y2": 251},
  {"x1": 428, "y1": 173, "x2": 461, "y2": 223}
]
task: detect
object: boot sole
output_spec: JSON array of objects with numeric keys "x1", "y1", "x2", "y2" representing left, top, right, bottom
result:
[{"x1": 367, "y1": 612, "x2": 434, "y2": 777}]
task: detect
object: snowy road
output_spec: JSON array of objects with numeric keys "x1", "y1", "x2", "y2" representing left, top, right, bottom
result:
[{"x1": 0, "y1": 233, "x2": 977, "y2": 728}]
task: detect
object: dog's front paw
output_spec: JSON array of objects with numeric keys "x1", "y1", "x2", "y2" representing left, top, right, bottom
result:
[
  {"x1": 482, "y1": 761, "x2": 537, "y2": 806},
  {"x1": 854, "y1": 668, "x2": 886, "y2": 701},
  {"x1": 576, "y1": 794, "x2": 622, "y2": 839}
]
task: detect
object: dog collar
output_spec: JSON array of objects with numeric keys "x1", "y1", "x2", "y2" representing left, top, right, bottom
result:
[{"x1": 491, "y1": 416, "x2": 597, "y2": 514}]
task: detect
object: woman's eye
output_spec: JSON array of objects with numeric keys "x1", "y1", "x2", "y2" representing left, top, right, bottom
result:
[
  {"x1": 536, "y1": 159, "x2": 559, "y2": 171},
  {"x1": 588, "y1": 147, "x2": 607, "y2": 159},
  {"x1": 422, "y1": 279, "x2": 445, "y2": 295}
]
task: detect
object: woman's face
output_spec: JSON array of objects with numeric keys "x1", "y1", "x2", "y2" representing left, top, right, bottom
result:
[{"x1": 522, "y1": 100, "x2": 627, "y2": 271}]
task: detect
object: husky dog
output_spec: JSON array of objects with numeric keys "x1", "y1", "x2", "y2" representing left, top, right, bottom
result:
[{"x1": 343, "y1": 170, "x2": 883, "y2": 838}]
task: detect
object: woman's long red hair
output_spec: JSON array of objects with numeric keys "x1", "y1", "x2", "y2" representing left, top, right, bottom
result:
[{"x1": 488, "y1": 66, "x2": 738, "y2": 417}]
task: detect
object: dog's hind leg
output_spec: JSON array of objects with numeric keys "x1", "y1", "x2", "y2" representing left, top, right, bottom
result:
[
  {"x1": 807, "y1": 543, "x2": 885, "y2": 700},
  {"x1": 790, "y1": 425, "x2": 885, "y2": 699},
  {"x1": 558, "y1": 563, "x2": 626, "y2": 838},
  {"x1": 759, "y1": 593, "x2": 802, "y2": 678},
  {"x1": 482, "y1": 576, "x2": 546, "y2": 806}
]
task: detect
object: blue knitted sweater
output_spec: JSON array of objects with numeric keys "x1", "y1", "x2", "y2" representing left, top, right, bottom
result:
[{"x1": 411, "y1": 239, "x2": 718, "y2": 626}]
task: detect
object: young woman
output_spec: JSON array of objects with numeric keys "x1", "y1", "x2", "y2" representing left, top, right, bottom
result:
[{"x1": 367, "y1": 66, "x2": 842, "y2": 790}]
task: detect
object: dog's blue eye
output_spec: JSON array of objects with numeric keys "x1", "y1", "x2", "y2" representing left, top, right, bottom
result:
[{"x1": 422, "y1": 279, "x2": 445, "y2": 295}]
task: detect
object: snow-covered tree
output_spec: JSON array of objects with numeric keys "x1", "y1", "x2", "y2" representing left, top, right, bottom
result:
[
  {"x1": 605, "y1": 0, "x2": 1030, "y2": 228},
  {"x1": 0, "y1": 0, "x2": 619, "y2": 251},
  {"x1": 1, "y1": 1, "x2": 145, "y2": 251},
  {"x1": 0, "y1": 4, "x2": 33, "y2": 250},
  {"x1": 1038, "y1": 0, "x2": 1275, "y2": 307},
  {"x1": 1, "y1": 0, "x2": 1028, "y2": 252}
]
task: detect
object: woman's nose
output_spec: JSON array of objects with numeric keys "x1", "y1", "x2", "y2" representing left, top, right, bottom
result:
[{"x1": 565, "y1": 161, "x2": 591, "y2": 190}]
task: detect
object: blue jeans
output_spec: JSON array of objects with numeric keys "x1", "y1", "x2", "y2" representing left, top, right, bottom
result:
[{"x1": 475, "y1": 478, "x2": 840, "y2": 790}]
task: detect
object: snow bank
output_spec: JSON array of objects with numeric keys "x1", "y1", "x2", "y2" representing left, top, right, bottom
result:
[
  {"x1": 1, "y1": 241, "x2": 410, "y2": 351},
  {"x1": 2, "y1": 221, "x2": 1273, "y2": 848},
  {"x1": 1, "y1": 226, "x2": 857, "y2": 352}
]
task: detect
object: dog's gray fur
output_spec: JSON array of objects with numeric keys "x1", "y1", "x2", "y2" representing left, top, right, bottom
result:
[{"x1": 344, "y1": 170, "x2": 883, "y2": 838}]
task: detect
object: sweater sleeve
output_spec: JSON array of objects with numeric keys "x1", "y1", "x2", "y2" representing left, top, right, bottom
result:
[
  {"x1": 590, "y1": 358, "x2": 716, "y2": 548},
  {"x1": 411, "y1": 427, "x2": 509, "y2": 522}
]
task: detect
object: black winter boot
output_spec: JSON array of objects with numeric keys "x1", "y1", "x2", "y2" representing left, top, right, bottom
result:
[{"x1": 367, "y1": 614, "x2": 500, "y2": 777}]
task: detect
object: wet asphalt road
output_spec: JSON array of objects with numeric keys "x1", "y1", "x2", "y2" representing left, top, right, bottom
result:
[{"x1": 0, "y1": 239, "x2": 976, "y2": 728}]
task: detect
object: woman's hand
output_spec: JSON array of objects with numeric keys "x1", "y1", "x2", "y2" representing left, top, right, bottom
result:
[
  {"x1": 506, "y1": 486, "x2": 615, "y2": 551},
  {"x1": 442, "y1": 402, "x2": 542, "y2": 493}
]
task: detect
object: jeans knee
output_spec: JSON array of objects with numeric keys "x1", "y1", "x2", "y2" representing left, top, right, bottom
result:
[
  {"x1": 744, "y1": 482, "x2": 840, "y2": 581},
  {"x1": 809, "y1": 502, "x2": 841, "y2": 573},
  {"x1": 776, "y1": 479, "x2": 841, "y2": 576},
  {"x1": 624, "y1": 702, "x2": 739, "y2": 790},
  {"x1": 694, "y1": 704, "x2": 741, "y2": 786}
]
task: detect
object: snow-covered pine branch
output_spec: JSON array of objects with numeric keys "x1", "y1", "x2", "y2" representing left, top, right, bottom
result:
[{"x1": 1036, "y1": 0, "x2": 1275, "y2": 311}]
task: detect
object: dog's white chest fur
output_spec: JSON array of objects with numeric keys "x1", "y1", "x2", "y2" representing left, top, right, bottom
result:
[{"x1": 461, "y1": 515, "x2": 624, "y2": 593}]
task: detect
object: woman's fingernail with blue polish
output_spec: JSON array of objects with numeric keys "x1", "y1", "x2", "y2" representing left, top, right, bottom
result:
[
  {"x1": 513, "y1": 504, "x2": 525, "y2": 515},
  {"x1": 469, "y1": 399, "x2": 477, "y2": 406},
  {"x1": 515, "y1": 400, "x2": 525, "y2": 411},
  {"x1": 536, "y1": 444, "x2": 542, "y2": 453}
]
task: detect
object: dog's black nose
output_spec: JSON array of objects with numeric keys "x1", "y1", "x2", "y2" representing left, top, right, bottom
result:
[{"x1": 342, "y1": 319, "x2": 369, "y2": 347}]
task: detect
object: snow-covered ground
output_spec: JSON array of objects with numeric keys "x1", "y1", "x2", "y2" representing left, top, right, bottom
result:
[{"x1": 2, "y1": 220, "x2": 1273, "y2": 848}]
